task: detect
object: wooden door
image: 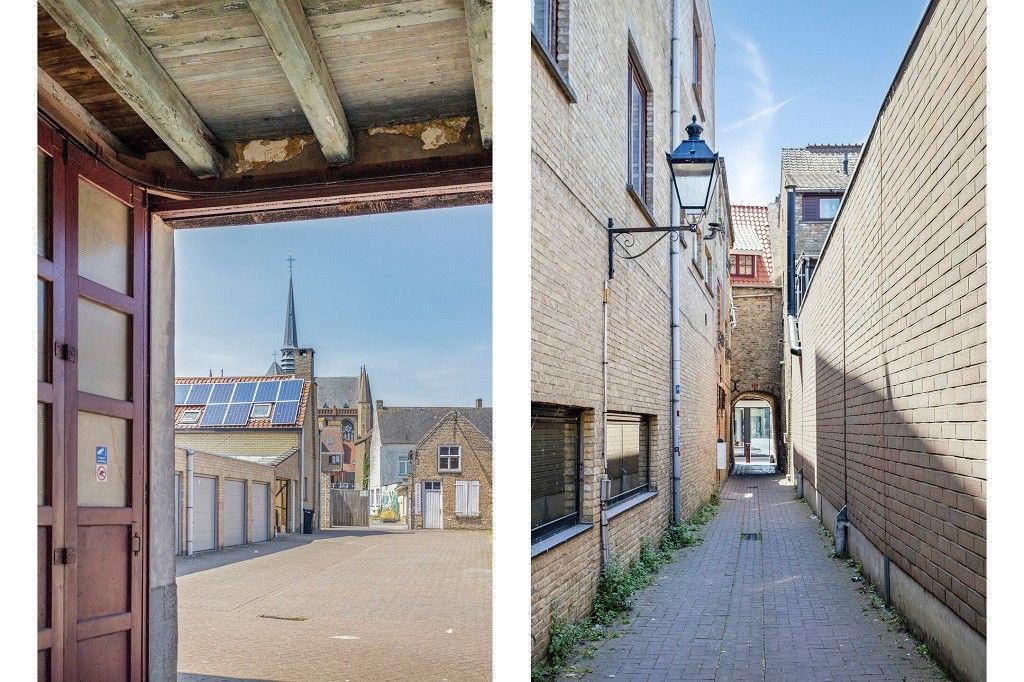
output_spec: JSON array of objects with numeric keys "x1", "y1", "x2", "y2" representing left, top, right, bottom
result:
[
  {"x1": 39, "y1": 121, "x2": 149, "y2": 681},
  {"x1": 422, "y1": 481, "x2": 443, "y2": 529}
]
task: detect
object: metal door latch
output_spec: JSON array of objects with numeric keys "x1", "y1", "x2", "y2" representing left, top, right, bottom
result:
[
  {"x1": 53, "y1": 547, "x2": 76, "y2": 565},
  {"x1": 132, "y1": 533, "x2": 142, "y2": 556},
  {"x1": 54, "y1": 342, "x2": 77, "y2": 363}
]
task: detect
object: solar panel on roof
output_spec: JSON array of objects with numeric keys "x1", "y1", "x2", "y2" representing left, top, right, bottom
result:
[
  {"x1": 187, "y1": 384, "x2": 213, "y2": 405},
  {"x1": 209, "y1": 383, "x2": 234, "y2": 403},
  {"x1": 175, "y1": 384, "x2": 191, "y2": 405},
  {"x1": 200, "y1": 403, "x2": 228, "y2": 426},
  {"x1": 223, "y1": 403, "x2": 252, "y2": 426},
  {"x1": 278, "y1": 379, "x2": 303, "y2": 401},
  {"x1": 232, "y1": 382, "x2": 257, "y2": 403},
  {"x1": 254, "y1": 381, "x2": 280, "y2": 402},
  {"x1": 271, "y1": 400, "x2": 300, "y2": 425}
]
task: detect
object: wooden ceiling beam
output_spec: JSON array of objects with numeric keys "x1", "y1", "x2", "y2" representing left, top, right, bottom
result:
[
  {"x1": 463, "y1": 0, "x2": 492, "y2": 148},
  {"x1": 248, "y1": 0, "x2": 355, "y2": 164},
  {"x1": 39, "y1": 0, "x2": 225, "y2": 177},
  {"x1": 38, "y1": 66, "x2": 133, "y2": 157}
]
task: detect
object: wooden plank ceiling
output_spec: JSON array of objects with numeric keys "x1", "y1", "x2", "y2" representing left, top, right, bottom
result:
[{"x1": 37, "y1": 0, "x2": 491, "y2": 191}]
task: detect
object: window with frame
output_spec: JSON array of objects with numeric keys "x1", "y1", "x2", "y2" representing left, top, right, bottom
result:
[
  {"x1": 605, "y1": 413, "x2": 650, "y2": 503},
  {"x1": 731, "y1": 254, "x2": 756, "y2": 277},
  {"x1": 627, "y1": 52, "x2": 650, "y2": 203},
  {"x1": 455, "y1": 480, "x2": 481, "y2": 517},
  {"x1": 251, "y1": 403, "x2": 271, "y2": 419},
  {"x1": 692, "y1": 6, "x2": 703, "y2": 102},
  {"x1": 341, "y1": 420, "x2": 355, "y2": 441},
  {"x1": 532, "y1": 404, "x2": 582, "y2": 541},
  {"x1": 532, "y1": 0, "x2": 558, "y2": 57},
  {"x1": 398, "y1": 456, "x2": 411, "y2": 476},
  {"x1": 329, "y1": 454, "x2": 341, "y2": 465},
  {"x1": 802, "y1": 194, "x2": 842, "y2": 221},
  {"x1": 438, "y1": 445, "x2": 461, "y2": 472},
  {"x1": 179, "y1": 409, "x2": 200, "y2": 424},
  {"x1": 704, "y1": 247, "x2": 713, "y2": 288}
]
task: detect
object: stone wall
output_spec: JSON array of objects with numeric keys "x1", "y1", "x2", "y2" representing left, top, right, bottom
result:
[
  {"x1": 788, "y1": 0, "x2": 986, "y2": 677},
  {"x1": 531, "y1": 0, "x2": 725, "y2": 662},
  {"x1": 730, "y1": 284, "x2": 784, "y2": 461}
]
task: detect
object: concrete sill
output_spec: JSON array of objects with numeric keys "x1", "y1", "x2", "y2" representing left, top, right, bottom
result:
[
  {"x1": 531, "y1": 523, "x2": 594, "y2": 558},
  {"x1": 606, "y1": 490, "x2": 658, "y2": 520},
  {"x1": 532, "y1": 33, "x2": 578, "y2": 104}
]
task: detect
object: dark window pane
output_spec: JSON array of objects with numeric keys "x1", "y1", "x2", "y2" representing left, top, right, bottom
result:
[
  {"x1": 38, "y1": 151, "x2": 51, "y2": 259},
  {"x1": 532, "y1": 405, "x2": 580, "y2": 533},
  {"x1": 606, "y1": 414, "x2": 649, "y2": 501},
  {"x1": 38, "y1": 279, "x2": 51, "y2": 383}
]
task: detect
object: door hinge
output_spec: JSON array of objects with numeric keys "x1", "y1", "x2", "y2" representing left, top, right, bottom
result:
[
  {"x1": 132, "y1": 533, "x2": 142, "y2": 556},
  {"x1": 54, "y1": 342, "x2": 77, "y2": 364},
  {"x1": 53, "y1": 547, "x2": 75, "y2": 565}
]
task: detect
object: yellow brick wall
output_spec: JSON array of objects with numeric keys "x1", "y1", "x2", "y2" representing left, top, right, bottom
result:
[{"x1": 411, "y1": 413, "x2": 493, "y2": 530}]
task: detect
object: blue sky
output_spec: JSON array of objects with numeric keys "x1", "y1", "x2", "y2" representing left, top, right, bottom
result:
[
  {"x1": 174, "y1": 205, "x2": 492, "y2": 407},
  {"x1": 711, "y1": 0, "x2": 928, "y2": 204}
]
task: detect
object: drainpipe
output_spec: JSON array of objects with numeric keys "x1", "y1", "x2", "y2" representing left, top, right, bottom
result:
[
  {"x1": 786, "y1": 186, "x2": 802, "y2": 356},
  {"x1": 600, "y1": 281, "x2": 611, "y2": 567},
  {"x1": 299, "y1": 437, "x2": 307, "y2": 533},
  {"x1": 186, "y1": 449, "x2": 195, "y2": 556},
  {"x1": 669, "y1": 0, "x2": 684, "y2": 525}
]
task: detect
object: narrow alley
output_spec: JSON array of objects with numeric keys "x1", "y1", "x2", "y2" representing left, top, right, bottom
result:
[{"x1": 584, "y1": 475, "x2": 944, "y2": 681}]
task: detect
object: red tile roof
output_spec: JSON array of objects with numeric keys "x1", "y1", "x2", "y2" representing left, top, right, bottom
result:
[
  {"x1": 730, "y1": 204, "x2": 776, "y2": 283},
  {"x1": 174, "y1": 375, "x2": 310, "y2": 430}
]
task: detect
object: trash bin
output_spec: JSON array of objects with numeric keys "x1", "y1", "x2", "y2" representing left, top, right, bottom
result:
[{"x1": 302, "y1": 509, "x2": 314, "y2": 535}]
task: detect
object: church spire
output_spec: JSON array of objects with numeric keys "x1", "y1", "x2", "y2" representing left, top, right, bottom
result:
[{"x1": 280, "y1": 255, "x2": 298, "y2": 374}]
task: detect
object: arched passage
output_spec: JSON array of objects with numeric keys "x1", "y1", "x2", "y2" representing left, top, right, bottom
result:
[{"x1": 731, "y1": 392, "x2": 779, "y2": 474}]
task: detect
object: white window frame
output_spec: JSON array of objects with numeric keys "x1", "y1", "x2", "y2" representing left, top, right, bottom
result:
[
  {"x1": 179, "y1": 409, "x2": 201, "y2": 424},
  {"x1": 398, "y1": 456, "x2": 412, "y2": 477},
  {"x1": 251, "y1": 403, "x2": 271, "y2": 419},
  {"x1": 437, "y1": 444, "x2": 462, "y2": 472},
  {"x1": 329, "y1": 454, "x2": 341, "y2": 465}
]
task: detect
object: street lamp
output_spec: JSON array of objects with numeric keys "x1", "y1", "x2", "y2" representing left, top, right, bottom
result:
[
  {"x1": 607, "y1": 115, "x2": 719, "y2": 278},
  {"x1": 666, "y1": 115, "x2": 719, "y2": 217}
]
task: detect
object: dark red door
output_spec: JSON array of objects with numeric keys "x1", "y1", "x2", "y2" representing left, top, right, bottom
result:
[{"x1": 38, "y1": 119, "x2": 148, "y2": 681}]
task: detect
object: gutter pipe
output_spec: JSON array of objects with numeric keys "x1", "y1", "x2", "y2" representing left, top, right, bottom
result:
[
  {"x1": 669, "y1": 0, "x2": 683, "y2": 526},
  {"x1": 786, "y1": 186, "x2": 802, "y2": 356},
  {"x1": 186, "y1": 449, "x2": 194, "y2": 556}
]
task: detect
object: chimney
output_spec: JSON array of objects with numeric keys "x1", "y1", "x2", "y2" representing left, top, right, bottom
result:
[
  {"x1": 842, "y1": 152, "x2": 849, "y2": 175},
  {"x1": 376, "y1": 399, "x2": 383, "y2": 409},
  {"x1": 475, "y1": 398, "x2": 483, "y2": 408}
]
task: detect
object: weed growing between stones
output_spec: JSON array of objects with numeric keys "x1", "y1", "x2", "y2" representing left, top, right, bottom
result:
[{"x1": 531, "y1": 494, "x2": 720, "y2": 681}]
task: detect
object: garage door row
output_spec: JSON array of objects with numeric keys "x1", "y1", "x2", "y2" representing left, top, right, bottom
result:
[{"x1": 175, "y1": 475, "x2": 272, "y2": 554}]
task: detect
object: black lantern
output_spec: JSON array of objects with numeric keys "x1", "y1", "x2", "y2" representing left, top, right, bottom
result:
[{"x1": 666, "y1": 115, "x2": 719, "y2": 215}]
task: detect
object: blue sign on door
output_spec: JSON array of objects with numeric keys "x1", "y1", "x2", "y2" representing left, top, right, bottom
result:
[{"x1": 96, "y1": 446, "x2": 108, "y2": 464}]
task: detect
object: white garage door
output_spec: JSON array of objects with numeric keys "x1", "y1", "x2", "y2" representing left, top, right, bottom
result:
[
  {"x1": 175, "y1": 473, "x2": 181, "y2": 555},
  {"x1": 223, "y1": 479, "x2": 246, "y2": 547},
  {"x1": 194, "y1": 475, "x2": 217, "y2": 552},
  {"x1": 252, "y1": 482, "x2": 270, "y2": 542}
]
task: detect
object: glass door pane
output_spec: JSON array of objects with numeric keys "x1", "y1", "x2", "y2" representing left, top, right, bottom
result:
[{"x1": 78, "y1": 178, "x2": 132, "y2": 295}]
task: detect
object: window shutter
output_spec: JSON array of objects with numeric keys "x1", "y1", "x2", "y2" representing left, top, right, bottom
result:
[
  {"x1": 455, "y1": 480, "x2": 468, "y2": 515},
  {"x1": 469, "y1": 481, "x2": 480, "y2": 516},
  {"x1": 802, "y1": 194, "x2": 819, "y2": 221}
]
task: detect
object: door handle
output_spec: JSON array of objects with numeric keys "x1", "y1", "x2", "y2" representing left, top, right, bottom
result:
[{"x1": 132, "y1": 532, "x2": 142, "y2": 556}]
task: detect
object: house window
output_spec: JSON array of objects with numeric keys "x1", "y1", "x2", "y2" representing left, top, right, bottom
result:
[
  {"x1": 251, "y1": 403, "x2": 271, "y2": 419},
  {"x1": 329, "y1": 454, "x2": 341, "y2": 465},
  {"x1": 398, "y1": 456, "x2": 411, "y2": 476},
  {"x1": 627, "y1": 52, "x2": 650, "y2": 202},
  {"x1": 802, "y1": 194, "x2": 843, "y2": 221},
  {"x1": 455, "y1": 480, "x2": 481, "y2": 517},
  {"x1": 179, "y1": 409, "x2": 201, "y2": 424},
  {"x1": 532, "y1": 0, "x2": 558, "y2": 56},
  {"x1": 342, "y1": 420, "x2": 355, "y2": 441},
  {"x1": 438, "y1": 445, "x2": 461, "y2": 472},
  {"x1": 731, "y1": 254, "x2": 755, "y2": 277},
  {"x1": 532, "y1": 404, "x2": 582, "y2": 541},
  {"x1": 704, "y1": 247, "x2": 713, "y2": 287},
  {"x1": 605, "y1": 413, "x2": 650, "y2": 503}
]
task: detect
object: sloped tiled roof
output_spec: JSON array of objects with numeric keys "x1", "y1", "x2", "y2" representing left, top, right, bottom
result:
[
  {"x1": 729, "y1": 204, "x2": 775, "y2": 285},
  {"x1": 320, "y1": 425, "x2": 354, "y2": 453},
  {"x1": 317, "y1": 376, "x2": 360, "y2": 409},
  {"x1": 174, "y1": 375, "x2": 310, "y2": 430},
  {"x1": 378, "y1": 406, "x2": 492, "y2": 444},
  {"x1": 781, "y1": 144, "x2": 862, "y2": 189}
]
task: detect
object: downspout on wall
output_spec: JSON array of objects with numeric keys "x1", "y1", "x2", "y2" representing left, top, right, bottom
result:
[
  {"x1": 669, "y1": 0, "x2": 683, "y2": 526},
  {"x1": 186, "y1": 449, "x2": 195, "y2": 556},
  {"x1": 786, "y1": 186, "x2": 802, "y2": 356}
]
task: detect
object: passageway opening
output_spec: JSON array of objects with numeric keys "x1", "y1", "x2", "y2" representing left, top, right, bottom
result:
[{"x1": 731, "y1": 397, "x2": 777, "y2": 474}]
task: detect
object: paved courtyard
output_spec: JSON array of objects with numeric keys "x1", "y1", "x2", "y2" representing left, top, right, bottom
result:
[
  {"x1": 585, "y1": 475, "x2": 944, "y2": 681},
  {"x1": 176, "y1": 527, "x2": 491, "y2": 681}
]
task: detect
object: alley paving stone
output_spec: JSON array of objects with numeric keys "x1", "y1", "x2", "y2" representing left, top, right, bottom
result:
[
  {"x1": 176, "y1": 527, "x2": 491, "y2": 681},
  {"x1": 584, "y1": 475, "x2": 944, "y2": 681}
]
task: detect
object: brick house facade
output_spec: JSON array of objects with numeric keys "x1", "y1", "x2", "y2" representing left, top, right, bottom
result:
[
  {"x1": 409, "y1": 410, "x2": 493, "y2": 530},
  {"x1": 785, "y1": 0, "x2": 986, "y2": 679},
  {"x1": 531, "y1": 0, "x2": 729, "y2": 662}
]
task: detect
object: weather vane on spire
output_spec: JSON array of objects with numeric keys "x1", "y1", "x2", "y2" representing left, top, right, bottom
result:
[{"x1": 287, "y1": 253, "x2": 296, "y2": 274}]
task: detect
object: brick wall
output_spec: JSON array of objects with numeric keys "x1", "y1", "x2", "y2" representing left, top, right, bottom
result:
[
  {"x1": 788, "y1": 0, "x2": 985, "y2": 655},
  {"x1": 531, "y1": 0, "x2": 725, "y2": 662},
  {"x1": 730, "y1": 284, "x2": 784, "y2": 454},
  {"x1": 410, "y1": 412, "x2": 493, "y2": 530}
]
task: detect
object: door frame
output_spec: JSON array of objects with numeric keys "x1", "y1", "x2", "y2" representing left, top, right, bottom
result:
[{"x1": 422, "y1": 480, "x2": 443, "y2": 529}]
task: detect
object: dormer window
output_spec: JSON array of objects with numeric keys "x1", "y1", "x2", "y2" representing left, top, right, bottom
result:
[
  {"x1": 731, "y1": 255, "x2": 756, "y2": 277},
  {"x1": 802, "y1": 194, "x2": 842, "y2": 221}
]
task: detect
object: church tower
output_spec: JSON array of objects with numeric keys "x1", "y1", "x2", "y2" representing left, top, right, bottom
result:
[
  {"x1": 356, "y1": 365, "x2": 372, "y2": 436},
  {"x1": 280, "y1": 255, "x2": 299, "y2": 374}
]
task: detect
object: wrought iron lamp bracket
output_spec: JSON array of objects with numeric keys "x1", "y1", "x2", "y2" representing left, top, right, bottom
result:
[{"x1": 606, "y1": 216, "x2": 703, "y2": 279}]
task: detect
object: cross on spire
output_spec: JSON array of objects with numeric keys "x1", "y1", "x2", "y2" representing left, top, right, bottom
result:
[{"x1": 287, "y1": 253, "x2": 296, "y2": 273}]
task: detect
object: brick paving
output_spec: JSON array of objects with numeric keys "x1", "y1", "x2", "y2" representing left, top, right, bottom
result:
[
  {"x1": 177, "y1": 527, "x2": 491, "y2": 681},
  {"x1": 585, "y1": 474, "x2": 944, "y2": 681}
]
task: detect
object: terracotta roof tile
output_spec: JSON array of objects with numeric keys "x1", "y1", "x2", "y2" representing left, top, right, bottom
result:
[
  {"x1": 730, "y1": 204, "x2": 776, "y2": 282},
  {"x1": 174, "y1": 375, "x2": 309, "y2": 430}
]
